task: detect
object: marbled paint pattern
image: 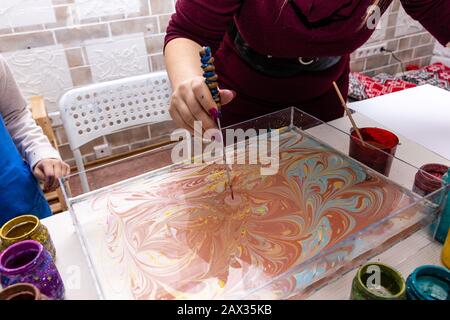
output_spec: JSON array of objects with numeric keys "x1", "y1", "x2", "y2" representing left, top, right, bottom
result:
[{"x1": 85, "y1": 131, "x2": 415, "y2": 300}]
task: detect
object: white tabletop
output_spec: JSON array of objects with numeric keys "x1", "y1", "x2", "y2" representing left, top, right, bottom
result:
[
  {"x1": 43, "y1": 212, "x2": 98, "y2": 299},
  {"x1": 350, "y1": 85, "x2": 450, "y2": 161},
  {"x1": 42, "y1": 112, "x2": 448, "y2": 300}
]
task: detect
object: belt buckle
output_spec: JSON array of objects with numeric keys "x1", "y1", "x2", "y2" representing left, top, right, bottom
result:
[{"x1": 298, "y1": 57, "x2": 316, "y2": 65}]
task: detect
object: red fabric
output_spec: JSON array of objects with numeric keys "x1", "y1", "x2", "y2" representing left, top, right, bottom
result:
[
  {"x1": 406, "y1": 65, "x2": 421, "y2": 71},
  {"x1": 423, "y1": 63, "x2": 450, "y2": 81},
  {"x1": 351, "y1": 72, "x2": 417, "y2": 98},
  {"x1": 165, "y1": 0, "x2": 450, "y2": 125}
]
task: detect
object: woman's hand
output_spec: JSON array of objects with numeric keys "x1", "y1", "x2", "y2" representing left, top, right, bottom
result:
[
  {"x1": 169, "y1": 76, "x2": 236, "y2": 134},
  {"x1": 33, "y1": 158, "x2": 71, "y2": 192}
]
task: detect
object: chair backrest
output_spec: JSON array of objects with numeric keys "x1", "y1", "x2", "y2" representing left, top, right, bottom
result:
[{"x1": 59, "y1": 71, "x2": 172, "y2": 150}]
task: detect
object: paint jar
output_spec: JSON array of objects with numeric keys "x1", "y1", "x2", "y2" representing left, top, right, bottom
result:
[
  {"x1": 350, "y1": 262, "x2": 406, "y2": 300},
  {"x1": 0, "y1": 283, "x2": 49, "y2": 300},
  {"x1": 406, "y1": 265, "x2": 449, "y2": 300},
  {"x1": 0, "y1": 240, "x2": 65, "y2": 300},
  {"x1": 413, "y1": 164, "x2": 448, "y2": 197},
  {"x1": 434, "y1": 169, "x2": 450, "y2": 243},
  {"x1": 442, "y1": 229, "x2": 450, "y2": 269},
  {"x1": 0, "y1": 215, "x2": 56, "y2": 260},
  {"x1": 349, "y1": 128, "x2": 399, "y2": 176}
]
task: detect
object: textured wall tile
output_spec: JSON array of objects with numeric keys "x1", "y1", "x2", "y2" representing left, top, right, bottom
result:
[
  {"x1": 112, "y1": 145, "x2": 131, "y2": 155},
  {"x1": 85, "y1": 33, "x2": 150, "y2": 82},
  {"x1": 45, "y1": 5, "x2": 74, "y2": 29},
  {"x1": 350, "y1": 59, "x2": 366, "y2": 72},
  {"x1": 150, "y1": 53, "x2": 165, "y2": 71},
  {"x1": 70, "y1": 66, "x2": 92, "y2": 86},
  {"x1": 83, "y1": 153, "x2": 97, "y2": 163},
  {"x1": 385, "y1": 39, "x2": 399, "y2": 51},
  {"x1": 393, "y1": 48, "x2": 413, "y2": 61},
  {"x1": 394, "y1": 6, "x2": 423, "y2": 37},
  {"x1": 150, "y1": 0, "x2": 174, "y2": 15},
  {"x1": 420, "y1": 56, "x2": 431, "y2": 66},
  {"x1": 80, "y1": 137, "x2": 104, "y2": 154},
  {"x1": 398, "y1": 37, "x2": 411, "y2": 50},
  {"x1": 420, "y1": 33, "x2": 434, "y2": 45},
  {"x1": 58, "y1": 144, "x2": 75, "y2": 162},
  {"x1": 4, "y1": 45, "x2": 73, "y2": 112},
  {"x1": 158, "y1": 14, "x2": 171, "y2": 33},
  {"x1": 126, "y1": 0, "x2": 150, "y2": 18},
  {"x1": 390, "y1": 0, "x2": 401, "y2": 12},
  {"x1": 373, "y1": 64, "x2": 400, "y2": 75},
  {"x1": 365, "y1": 54, "x2": 390, "y2": 70},
  {"x1": 414, "y1": 44, "x2": 435, "y2": 58},
  {"x1": 54, "y1": 24, "x2": 109, "y2": 46},
  {"x1": 74, "y1": 0, "x2": 141, "y2": 20},
  {"x1": 0, "y1": 31, "x2": 55, "y2": 52},
  {"x1": 409, "y1": 34, "x2": 423, "y2": 47},
  {"x1": 110, "y1": 17, "x2": 158, "y2": 36},
  {"x1": 52, "y1": 0, "x2": 75, "y2": 4},
  {"x1": 54, "y1": 126, "x2": 69, "y2": 145},
  {"x1": 0, "y1": 28, "x2": 13, "y2": 35},
  {"x1": 65, "y1": 47, "x2": 84, "y2": 67},
  {"x1": 145, "y1": 34, "x2": 165, "y2": 54},
  {"x1": 100, "y1": 13, "x2": 126, "y2": 22},
  {"x1": 0, "y1": 0, "x2": 56, "y2": 28},
  {"x1": 13, "y1": 25, "x2": 45, "y2": 33}
]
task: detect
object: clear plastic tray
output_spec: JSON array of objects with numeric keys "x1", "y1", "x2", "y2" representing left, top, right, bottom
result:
[{"x1": 60, "y1": 108, "x2": 449, "y2": 300}]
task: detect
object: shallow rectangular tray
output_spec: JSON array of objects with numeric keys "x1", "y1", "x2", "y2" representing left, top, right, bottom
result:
[{"x1": 61, "y1": 108, "x2": 447, "y2": 300}]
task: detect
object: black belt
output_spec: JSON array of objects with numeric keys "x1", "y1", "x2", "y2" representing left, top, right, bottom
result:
[{"x1": 229, "y1": 22, "x2": 342, "y2": 78}]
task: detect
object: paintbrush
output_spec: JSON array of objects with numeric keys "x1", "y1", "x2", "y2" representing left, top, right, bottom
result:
[
  {"x1": 200, "y1": 46, "x2": 235, "y2": 199},
  {"x1": 332, "y1": 81, "x2": 366, "y2": 146}
]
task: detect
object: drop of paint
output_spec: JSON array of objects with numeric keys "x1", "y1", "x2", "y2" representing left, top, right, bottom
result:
[{"x1": 225, "y1": 193, "x2": 242, "y2": 206}]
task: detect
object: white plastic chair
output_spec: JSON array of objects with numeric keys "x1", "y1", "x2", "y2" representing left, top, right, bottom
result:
[{"x1": 59, "y1": 71, "x2": 172, "y2": 193}]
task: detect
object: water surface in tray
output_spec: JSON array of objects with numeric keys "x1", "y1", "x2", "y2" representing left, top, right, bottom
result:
[{"x1": 71, "y1": 129, "x2": 420, "y2": 300}]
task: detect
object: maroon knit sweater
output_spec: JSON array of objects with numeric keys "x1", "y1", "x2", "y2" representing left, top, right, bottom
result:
[{"x1": 166, "y1": 0, "x2": 450, "y2": 125}]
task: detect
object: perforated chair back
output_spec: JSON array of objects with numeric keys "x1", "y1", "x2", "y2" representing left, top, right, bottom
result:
[{"x1": 59, "y1": 71, "x2": 172, "y2": 192}]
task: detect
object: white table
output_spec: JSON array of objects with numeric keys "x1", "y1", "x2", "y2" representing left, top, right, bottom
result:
[
  {"x1": 42, "y1": 113, "x2": 449, "y2": 300},
  {"x1": 43, "y1": 212, "x2": 98, "y2": 299},
  {"x1": 350, "y1": 85, "x2": 450, "y2": 161}
]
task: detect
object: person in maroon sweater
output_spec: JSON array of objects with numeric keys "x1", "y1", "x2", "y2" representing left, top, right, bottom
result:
[{"x1": 164, "y1": 0, "x2": 450, "y2": 132}]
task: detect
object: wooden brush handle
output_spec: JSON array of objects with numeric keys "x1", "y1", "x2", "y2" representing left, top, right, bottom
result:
[{"x1": 332, "y1": 81, "x2": 366, "y2": 146}]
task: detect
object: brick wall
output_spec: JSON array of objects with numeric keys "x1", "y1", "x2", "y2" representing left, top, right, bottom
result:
[
  {"x1": 351, "y1": 1, "x2": 436, "y2": 76},
  {"x1": 0, "y1": 0, "x2": 176, "y2": 167},
  {"x1": 0, "y1": 0, "x2": 438, "y2": 167}
]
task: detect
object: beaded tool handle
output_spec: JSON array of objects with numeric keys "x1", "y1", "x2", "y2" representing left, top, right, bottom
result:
[
  {"x1": 199, "y1": 46, "x2": 235, "y2": 199},
  {"x1": 199, "y1": 46, "x2": 221, "y2": 120}
]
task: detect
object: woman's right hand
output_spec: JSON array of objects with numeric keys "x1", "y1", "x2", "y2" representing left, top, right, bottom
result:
[{"x1": 169, "y1": 76, "x2": 236, "y2": 134}]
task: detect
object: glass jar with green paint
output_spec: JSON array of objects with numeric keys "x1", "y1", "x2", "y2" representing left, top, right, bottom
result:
[{"x1": 350, "y1": 262, "x2": 406, "y2": 300}]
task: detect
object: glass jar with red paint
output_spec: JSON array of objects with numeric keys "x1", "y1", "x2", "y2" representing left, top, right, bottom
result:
[
  {"x1": 413, "y1": 164, "x2": 448, "y2": 197},
  {"x1": 349, "y1": 127, "x2": 399, "y2": 176}
]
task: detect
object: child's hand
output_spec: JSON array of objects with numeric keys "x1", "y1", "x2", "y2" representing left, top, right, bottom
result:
[{"x1": 33, "y1": 159, "x2": 71, "y2": 192}]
